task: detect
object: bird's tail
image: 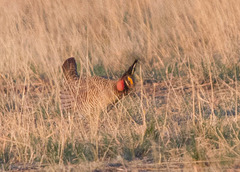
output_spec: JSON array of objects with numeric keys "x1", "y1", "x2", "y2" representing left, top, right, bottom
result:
[{"x1": 62, "y1": 57, "x2": 79, "y2": 81}]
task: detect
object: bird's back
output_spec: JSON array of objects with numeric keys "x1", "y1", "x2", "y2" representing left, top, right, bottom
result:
[{"x1": 61, "y1": 75, "x2": 119, "y2": 113}]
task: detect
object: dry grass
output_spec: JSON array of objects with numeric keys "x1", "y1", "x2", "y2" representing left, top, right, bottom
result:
[{"x1": 1, "y1": 0, "x2": 240, "y2": 170}]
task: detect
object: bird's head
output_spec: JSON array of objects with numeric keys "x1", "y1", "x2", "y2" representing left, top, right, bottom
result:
[{"x1": 116, "y1": 60, "x2": 138, "y2": 93}]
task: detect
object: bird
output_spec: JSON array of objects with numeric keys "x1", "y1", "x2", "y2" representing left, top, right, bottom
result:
[{"x1": 60, "y1": 57, "x2": 138, "y2": 115}]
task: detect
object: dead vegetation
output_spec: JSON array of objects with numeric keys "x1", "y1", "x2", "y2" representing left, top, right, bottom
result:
[{"x1": 1, "y1": 0, "x2": 240, "y2": 171}]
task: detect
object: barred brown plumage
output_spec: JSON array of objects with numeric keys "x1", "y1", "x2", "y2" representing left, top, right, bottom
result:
[{"x1": 60, "y1": 57, "x2": 138, "y2": 114}]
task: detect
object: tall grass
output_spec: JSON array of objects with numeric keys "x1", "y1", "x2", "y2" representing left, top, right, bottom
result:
[{"x1": 1, "y1": 0, "x2": 240, "y2": 170}]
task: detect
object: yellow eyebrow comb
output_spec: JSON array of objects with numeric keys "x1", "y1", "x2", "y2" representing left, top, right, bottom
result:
[{"x1": 127, "y1": 76, "x2": 133, "y2": 85}]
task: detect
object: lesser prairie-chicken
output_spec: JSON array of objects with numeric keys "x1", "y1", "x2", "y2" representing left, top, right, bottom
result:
[{"x1": 60, "y1": 57, "x2": 138, "y2": 114}]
